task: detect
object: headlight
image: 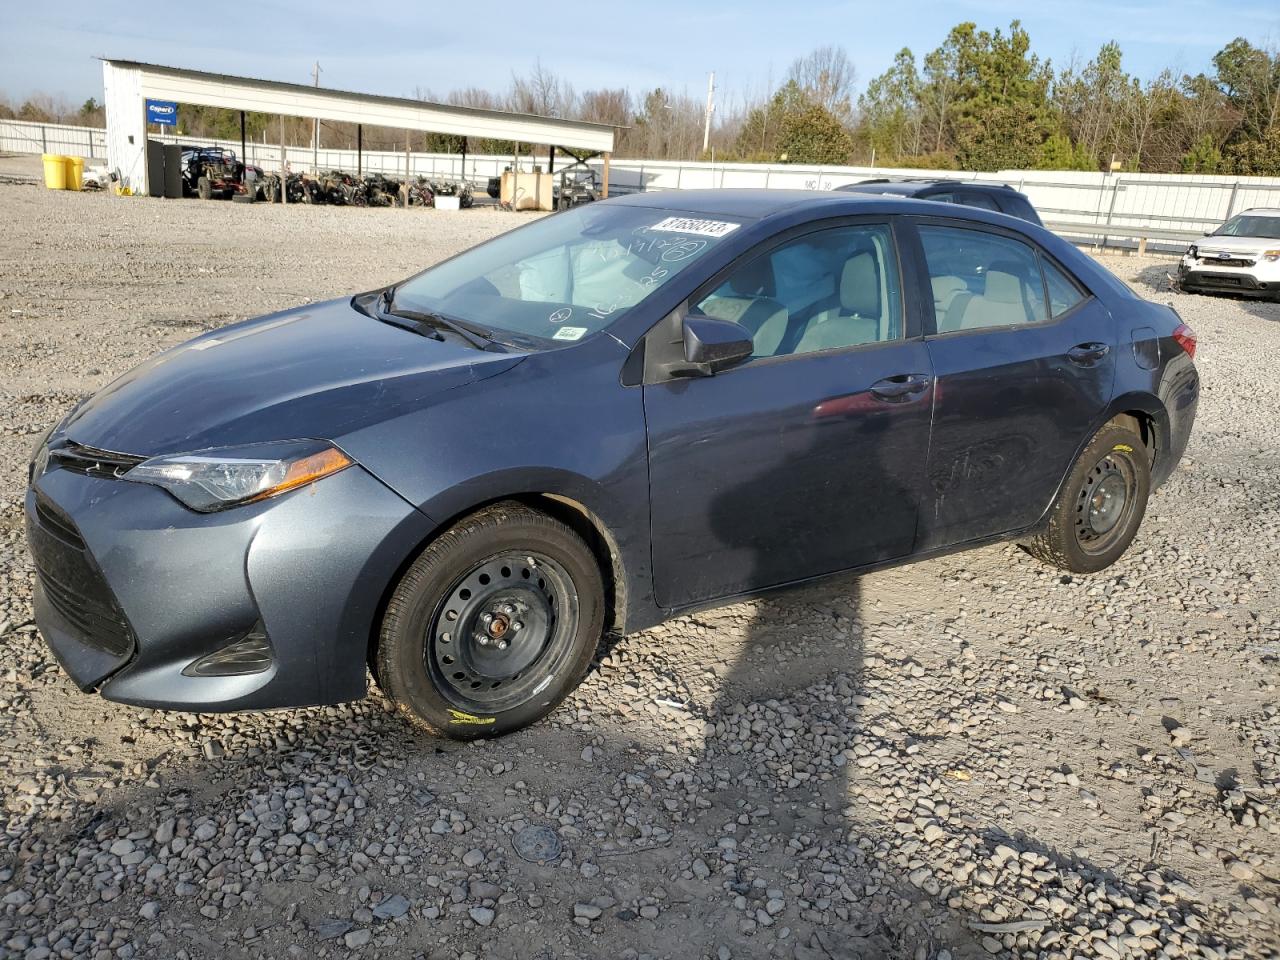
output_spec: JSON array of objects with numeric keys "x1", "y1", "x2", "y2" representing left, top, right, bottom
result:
[
  {"x1": 123, "y1": 440, "x2": 353, "y2": 512},
  {"x1": 1264, "y1": 249, "x2": 1280, "y2": 262}
]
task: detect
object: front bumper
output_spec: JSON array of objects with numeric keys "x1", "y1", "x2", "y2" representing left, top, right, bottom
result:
[
  {"x1": 1178, "y1": 260, "x2": 1279, "y2": 296},
  {"x1": 26, "y1": 457, "x2": 433, "y2": 711}
]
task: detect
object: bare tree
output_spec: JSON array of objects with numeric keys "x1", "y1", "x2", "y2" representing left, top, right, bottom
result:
[
  {"x1": 1119, "y1": 70, "x2": 1177, "y2": 169},
  {"x1": 578, "y1": 88, "x2": 631, "y2": 127},
  {"x1": 509, "y1": 59, "x2": 576, "y2": 119},
  {"x1": 787, "y1": 45, "x2": 857, "y2": 120},
  {"x1": 446, "y1": 87, "x2": 504, "y2": 110}
]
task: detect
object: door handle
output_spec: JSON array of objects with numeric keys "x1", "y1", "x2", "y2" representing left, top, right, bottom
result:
[
  {"x1": 1067, "y1": 342, "x2": 1110, "y2": 365},
  {"x1": 870, "y1": 373, "x2": 932, "y2": 402}
]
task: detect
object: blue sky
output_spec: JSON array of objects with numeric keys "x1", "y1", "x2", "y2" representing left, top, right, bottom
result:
[{"x1": 2, "y1": 0, "x2": 1277, "y2": 111}]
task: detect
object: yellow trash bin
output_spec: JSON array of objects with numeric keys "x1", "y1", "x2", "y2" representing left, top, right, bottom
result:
[
  {"x1": 42, "y1": 154, "x2": 68, "y2": 190},
  {"x1": 64, "y1": 156, "x2": 84, "y2": 191}
]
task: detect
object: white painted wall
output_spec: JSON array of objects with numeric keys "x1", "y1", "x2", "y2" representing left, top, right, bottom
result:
[{"x1": 102, "y1": 61, "x2": 146, "y2": 193}]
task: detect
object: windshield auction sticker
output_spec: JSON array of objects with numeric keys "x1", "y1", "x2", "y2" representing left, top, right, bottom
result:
[
  {"x1": 553, "y1": 326, "x2": 588, "y2": 341},
  {"x1": 649, "y1": 217, "x2": 740, "y2": 238}
]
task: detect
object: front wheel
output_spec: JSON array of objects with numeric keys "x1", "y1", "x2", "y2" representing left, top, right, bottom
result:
[
  {"x1": 1023, "y1": 422, "x2": 1151, "y2": 573},
  {"x1": 376, "y1": 502, "x2": 604, "y2": 739}
]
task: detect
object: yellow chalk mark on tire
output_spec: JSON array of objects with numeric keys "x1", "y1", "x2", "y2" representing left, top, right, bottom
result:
[
  {"x1": 1112, "y1": 443, "x2": 1133, "y2": 452},
  {"x1": 447, "y1": 709, "x2": 496, "y2": 726}
]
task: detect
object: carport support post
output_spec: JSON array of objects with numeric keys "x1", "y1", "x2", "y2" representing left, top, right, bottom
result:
[
  {"x1": 239, "y1": 111, "x2": 246, "y2": 164},
  {"x1": 461, "y1": 137, "x2": 467, "y2": 187},
  {"x1": 404, "y1": 132, "x2": 411, "y2": 209},
  {"x1": 548, "y1": 144, "x2": 555, "y2": 174},
  {"x1": 602, "y1": 152, "x2": 610, "y2": 199},
  {"x1": 280, "y1": 115, "x2": 287, "y2": 206},
  {"x1": 356, "y1": 125, "x2": 362, "y2": 178}
]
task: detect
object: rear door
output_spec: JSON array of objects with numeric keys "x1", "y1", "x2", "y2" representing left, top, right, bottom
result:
[
  {"x1": 907, "y1": 218, "x2": 1116, "y2": 550},
  {"x1": 642, "y1": 218, "x2": 935, "y2": 609}
]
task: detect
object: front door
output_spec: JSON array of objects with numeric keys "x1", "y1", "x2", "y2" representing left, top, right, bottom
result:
[
  {"x1": 911, "y1": 219, "x2": 1117, "y2": 550},
  {"x1": 642, "y1": 221, "x2": 935, "y2": 609}
]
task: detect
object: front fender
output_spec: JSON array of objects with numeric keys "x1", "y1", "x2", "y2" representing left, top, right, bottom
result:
[
  {"x1": 338, "y1": 337, "x2": 659, "y2": 633},
  {"x1": 411, "y1": 467, "x2": 655, "y2": 634}
]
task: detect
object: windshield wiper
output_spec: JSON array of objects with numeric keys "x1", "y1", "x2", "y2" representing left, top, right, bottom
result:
[{"x1": 377, "y1": 287, "x2": 498, "y2": 351}]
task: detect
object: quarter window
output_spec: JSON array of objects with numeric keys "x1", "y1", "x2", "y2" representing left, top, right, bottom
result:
[
  {"x1": 694, "y1": 224, "x2": 903, "y2": 358},
  {"x1": 1042, "y1": 259, "x2": 1085, "y2": 317},
  {"x1": 919, "y1": 225, "x2": 1050, "y2": 332}
]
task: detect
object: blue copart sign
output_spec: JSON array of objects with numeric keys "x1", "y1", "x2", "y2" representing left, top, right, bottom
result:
[{"x1": 146, "y1": 99, "x2": 178, "y2": 126}]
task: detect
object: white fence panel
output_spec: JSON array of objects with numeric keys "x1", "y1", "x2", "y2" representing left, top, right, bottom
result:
[
  {"x1": 0, "y1": 119, "x2": 107, "y2": 159},
  {"x1": 4, "y1": 117, "x2": 1280, "y2": 244}
]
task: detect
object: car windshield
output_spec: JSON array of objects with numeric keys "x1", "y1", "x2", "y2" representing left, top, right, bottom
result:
[
  {"x1": 1214, "y1": 214, "x2": 1280, "y2": 239},
  {"x1": 392, "y1": 204, "x2": 745, "y2": 345}
]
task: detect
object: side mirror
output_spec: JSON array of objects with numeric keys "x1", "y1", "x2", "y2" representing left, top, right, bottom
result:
[{"x1": 677, "y1": 314, "x2": 754, "y2": 376}]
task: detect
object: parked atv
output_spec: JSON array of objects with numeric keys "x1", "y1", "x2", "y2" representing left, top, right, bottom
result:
[{"x1": 182, "y1": 146, "x2": 264, "y2": 201}]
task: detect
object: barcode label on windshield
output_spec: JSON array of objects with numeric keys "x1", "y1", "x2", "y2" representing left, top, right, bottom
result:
[{"x1": 649, "y1": 217, "x2": 740, "y2": 238}]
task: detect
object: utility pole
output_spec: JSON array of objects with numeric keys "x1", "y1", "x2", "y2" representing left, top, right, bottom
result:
[
  {"x1": 702, "y1": 71, "x2": 715, "y2": 156},
  {"x1": 312, "y1": 61, "x2": 322, "y2": 173}
]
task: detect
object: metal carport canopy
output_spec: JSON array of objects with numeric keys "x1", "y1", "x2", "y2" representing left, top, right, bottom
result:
[{"x1": 103, "y1": 59, "x2": 616, "y2": 153}]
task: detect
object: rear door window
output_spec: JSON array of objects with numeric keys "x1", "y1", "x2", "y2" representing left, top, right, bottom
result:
[{"x1": 918, "y1": 225, "x2": 1050, "y2": 332}]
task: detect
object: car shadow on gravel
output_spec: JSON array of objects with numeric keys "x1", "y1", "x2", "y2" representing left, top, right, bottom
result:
[{"x1": 681, "y1": 405, "x2": 995, "y2": 960}]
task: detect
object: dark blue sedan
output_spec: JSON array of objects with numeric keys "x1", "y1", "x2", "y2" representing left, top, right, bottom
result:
[{"x1": 26, "y1": 190, "x2": 1199, "y2": 737}]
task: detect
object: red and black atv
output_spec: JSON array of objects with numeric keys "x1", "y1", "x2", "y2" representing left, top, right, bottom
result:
[{"x1": 182, "y1": 147, "x2": 266, "y2": 201}]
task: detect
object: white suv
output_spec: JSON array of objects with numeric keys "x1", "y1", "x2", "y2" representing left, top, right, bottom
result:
[{"x1": 1178, "y1": 208, "x2": 1280, "y2": 300}]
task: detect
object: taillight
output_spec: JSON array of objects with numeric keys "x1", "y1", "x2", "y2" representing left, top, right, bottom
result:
[{"x1": 1172, "y1": 323, "x2": 1197, "y2": 359}]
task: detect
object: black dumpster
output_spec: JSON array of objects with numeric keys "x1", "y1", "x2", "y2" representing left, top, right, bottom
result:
[
  {"x1": 163, "y1": 144, "x2": 182, "y2": 198},
  {"x1": 146, "y1": 140, "x2": 164, "y2": 197}
]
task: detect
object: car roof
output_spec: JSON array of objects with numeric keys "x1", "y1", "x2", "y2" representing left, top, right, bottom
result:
[
  {"x1": 606, "y1": 187, "x2": 961, "y2": 220},
  {"x1": 1237, "y1": 207, "x2": 1280, "y2": 216},
  {"x1": 838, "y1": 179, "x2": 1021, "y2": 195}
]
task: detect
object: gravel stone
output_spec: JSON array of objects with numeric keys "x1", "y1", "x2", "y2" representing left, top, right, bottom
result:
[
  {"x1": 0, "y1": 178, "x2": 1275, "y2": 960},
  {"x1": 371, "y1": 894, "x2": 410, "y2": 920}
]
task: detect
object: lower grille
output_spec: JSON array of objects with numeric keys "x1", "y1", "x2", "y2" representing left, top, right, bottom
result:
[
  {"x1": 1199, "y1": 257, "x2": 1254, "y2": 268},
  {"x1": 37, "y1": 567, "x2": 133, "y2": 657},
  {"x1": 34, "y1": 496, "x2": 85, "y2": 549},
  {"x1": 28, "y1": 494, "x2": 134, "y2": 659}
]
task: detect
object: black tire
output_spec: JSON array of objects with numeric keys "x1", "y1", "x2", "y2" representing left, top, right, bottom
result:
[
  {"x1": 197, "y1": 177, "x2": 213, "y2": 201},
  {"x1": 1024, "y1": 422, "x2": 1151, "y2": 573},
  {"x1": 376, "y1": 502, "x2": 604, "y2": 739}
]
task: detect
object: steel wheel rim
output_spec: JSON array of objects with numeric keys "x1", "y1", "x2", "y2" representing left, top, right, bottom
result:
[
  {"x1": 426, "y1": 552, "x2": 578, "y2": 713},
  {"x1": 1074, "y1": 453, "x2": 1136, "y2": 555}
]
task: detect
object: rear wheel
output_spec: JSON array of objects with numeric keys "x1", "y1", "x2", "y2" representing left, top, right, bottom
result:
[
  {"x1": 197, "y1": 176, "x2": 213, "y2": 200},
  {"x1": 1023, "y1": 422, "x2": 1151, "y2": 573},
  {"x1": 376, "y1": 502, "x2": 604, "y2": 739}
]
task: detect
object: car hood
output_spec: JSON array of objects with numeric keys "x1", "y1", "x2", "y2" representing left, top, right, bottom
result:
[
  {"x1": 1197, "y1": 235, "x2": 1277, "y2": 256},
  {"x1": 62, "y1": 298, "x2": 525, "y2": 457}
]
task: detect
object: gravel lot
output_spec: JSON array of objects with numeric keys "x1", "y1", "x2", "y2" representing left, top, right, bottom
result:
[{"x1": 0, "y1": 167, "x2": 1278, "y2": 960}]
